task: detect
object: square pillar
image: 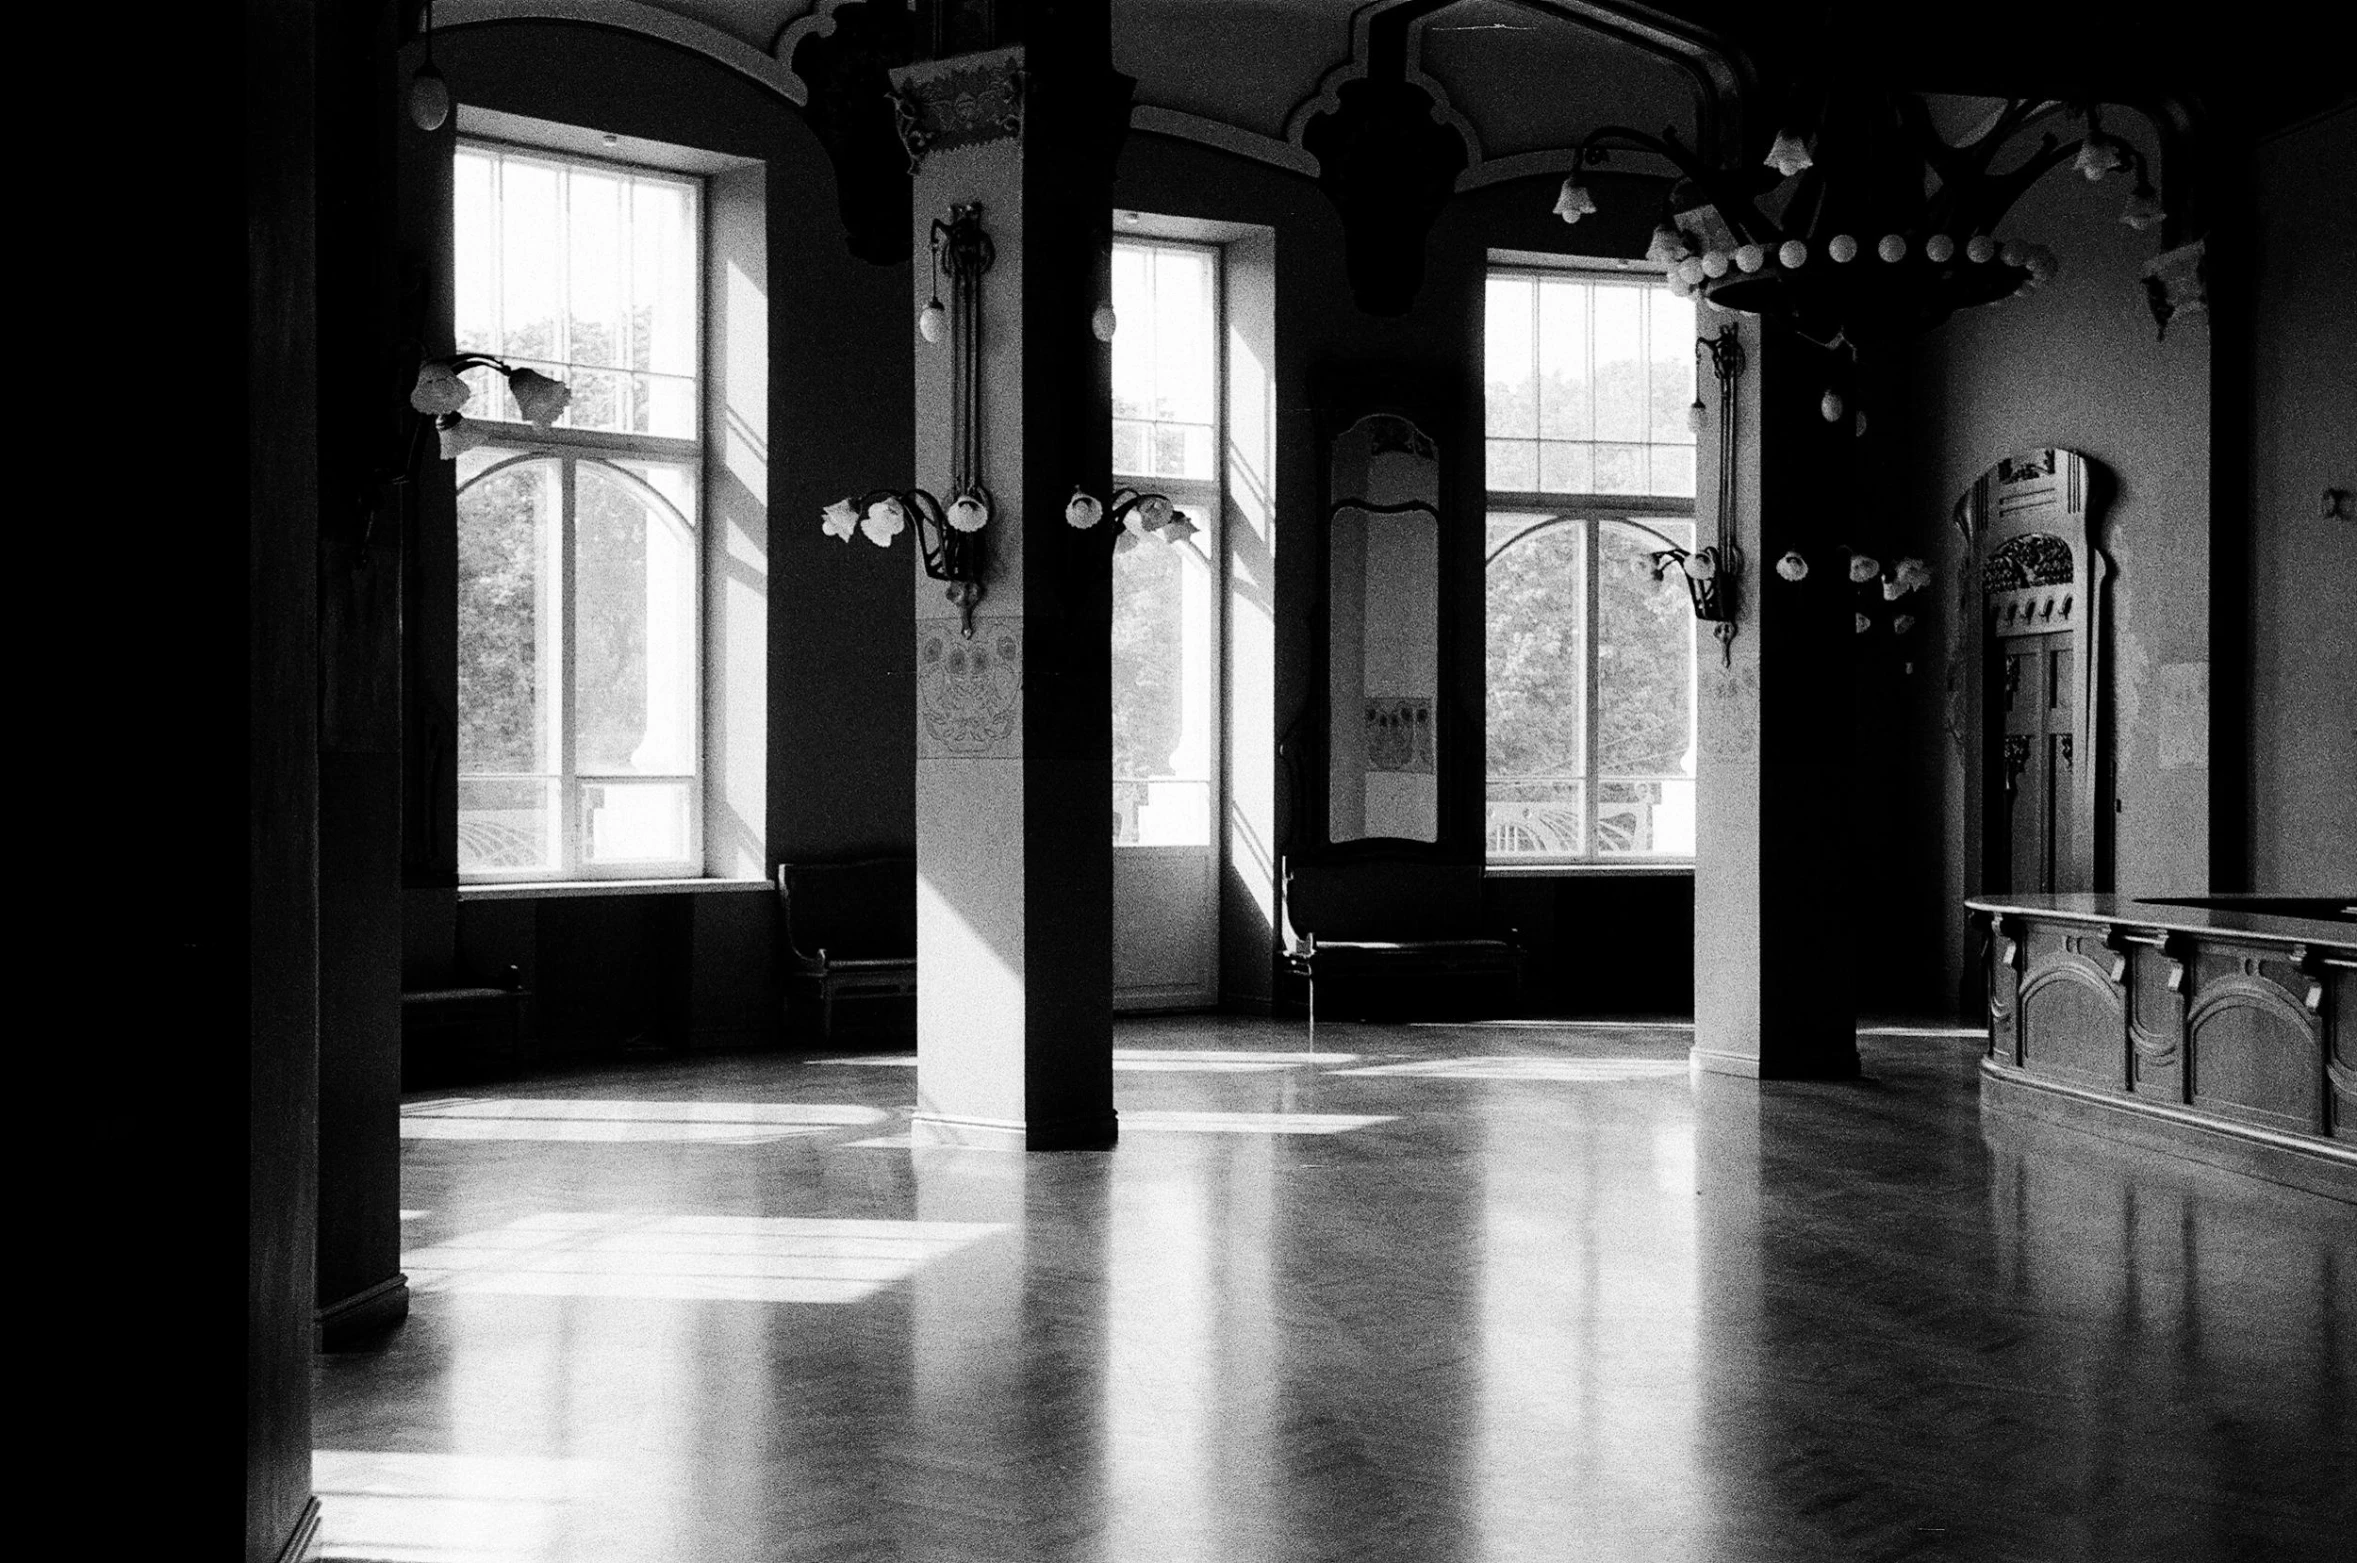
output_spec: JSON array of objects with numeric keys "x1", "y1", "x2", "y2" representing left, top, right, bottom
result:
[
  {"x1": 1695, "y1": 320, "x2": 1861, "y2": 1080},
  {"x1": 896, "y1": 27, "x2": 1119, "y2": 1149}
]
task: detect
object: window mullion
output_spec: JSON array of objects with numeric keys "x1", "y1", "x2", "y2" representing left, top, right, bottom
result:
[
  {"x1": 1585, "y1": 516, "x2": 1601, "y2": 862},
  {"x1": 558, "y1": 456, "x2": 581, "y2": 875}
]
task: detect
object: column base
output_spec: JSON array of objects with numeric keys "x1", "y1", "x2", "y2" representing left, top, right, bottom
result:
[
  {"x1": 316, "y1": 1273, "x2": 409, "y2": 1351},
  {"x1": 910, "y1": 1110, "x2": 1120, "y2": 1152}
]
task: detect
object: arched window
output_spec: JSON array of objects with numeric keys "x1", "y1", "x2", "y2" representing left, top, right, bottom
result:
[
  {"x1": 453, "y1": 139, "x2": 706, "y2": 880},
  {"x1": 1485, "y1": 267, "x2": 1698, "y2": 864}
]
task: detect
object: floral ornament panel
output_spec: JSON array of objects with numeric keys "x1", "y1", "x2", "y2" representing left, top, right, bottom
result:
[
  {"x1": 917, "y1": 620, "x2": 1022, "y2": 759},
  {"x1": 1984, "y1": 533, "x2": 2074, "y2": 593},
  {"x1": 1363, "y1": 698, "x2": 1435, "y2": 774}
]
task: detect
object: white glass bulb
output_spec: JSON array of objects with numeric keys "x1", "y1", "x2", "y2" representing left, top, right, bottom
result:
[
  {"x1": 408, "y1": 67, "x2": 450, "y2": 132},
  {"x1": 1828, "y1": 234, "x2": 1859, "y2": 263},
  {"x1": 1924, "y1": 233, "x2": 1955, "y2": 263},
  {"x1": 1700, "y1": 251, "x2": 1731, "y2": 278},
  {"x1": 1966, "y1": 235, "x2": 1997, "y2": 264},
  {"x1": 1821, "y1": 390, "x2": 1845, "y2": 422},
  {"x1": 1778, "y1": 239, "x2": 1808, "y2": 269},
  {"x1": 1877, "y1": 234, "x2": 1907, "y2": 263},
  {"x1": 1733, "y1": 244, "x2": 1765, "y2": 273},
  {"x1": 918, "y1": 300, "x2": 946, "y2": 344}
]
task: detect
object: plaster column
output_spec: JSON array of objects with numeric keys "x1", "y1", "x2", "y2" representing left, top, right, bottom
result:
[
  {"x1": 1694, "y1": 320, "x2": 1861, "y2": 1080},
  {"x1": 898, "y1": 25, "x2": 1119, "y2": 1150}
]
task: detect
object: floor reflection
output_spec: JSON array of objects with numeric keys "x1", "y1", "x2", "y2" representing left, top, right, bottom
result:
[{"x1": 314, "y1": 1019, "x2": 2356, "y2": 1561}]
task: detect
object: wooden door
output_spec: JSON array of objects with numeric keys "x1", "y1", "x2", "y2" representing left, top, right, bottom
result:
[{"x1": 1995, "y1": 631, "x2": 2078, "y2": 893}]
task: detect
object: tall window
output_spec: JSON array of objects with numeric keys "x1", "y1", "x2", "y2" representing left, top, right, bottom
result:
[
  {"x1": 1111, "y1": 238, "x2": 1220, "y2": 847},
  {"x1": 454, "y1": 142, "x2": 704, "y2": 880},
  {"x1": 1485, "y1": 268, "x2": 1698, "y2": 864}
]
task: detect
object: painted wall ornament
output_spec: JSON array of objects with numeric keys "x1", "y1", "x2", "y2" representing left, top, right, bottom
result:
[
  {"x1": 917, "y1": 623, "x2": 1022, "y2": 757},
  {"x1": 888, "y1": 46, "x2": 1025, "y2": 173}
]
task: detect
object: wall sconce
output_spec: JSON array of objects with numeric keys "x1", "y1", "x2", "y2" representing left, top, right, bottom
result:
[
  {"x1": 1648, "y1": 325, "x2": 1746, "y2": 665},
  {"x1": 824, "y1": 203, "x2": 995, "y2": 636},
  {"x1": 410, "y1": 353, "x2": 573, "y2": 456},
  {"x1": 407, "y1": 1, "x2": 450, "y2": 132},
  {"x1": 1067, "y1": 485, "x2": 1195, "y2": 554}
]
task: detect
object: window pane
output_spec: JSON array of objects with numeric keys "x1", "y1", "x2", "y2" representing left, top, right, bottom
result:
[
  {"x1": 1112, "y1": 507, "x2": 1215, "y2": 845},
  {"x1": 1648, "y1": 444, "x2": 1696, "y2": 498},
  {"x1": 1536, "y1": 276, "x2": 1591, "y2": 440},
  {"x1": 1488, "y1": 778, "x2": 1584, "y2": 858},
  {"x1": 1486, "y1": 514, "x2": 1585, "y2": 858},
  {"x1": 1486, "y1": 271, "x2": 1695, "y2": 503},
  {"x1": 498, "y1": 156, "x2": 563, "y2": 366},
  {"x1": 575, "y1": 460, "x2": 698, "y2": 776},
  {"x1": 1484, "y1": 275, "x2": 1537, "y2": 438},
  {"x1": 1649, "y1": 288, "x2": 1697, "y2": 446},
  {"x1": 455, "y1": 142, "x2": 699, "y2": 435},
  {"x1": 1487, "y1": 438, "x2": 1537, "y2": 493},
  {"x1": 1113, "y1": 238, "x2": 1216, "y2": 484},
  {"x1": 585, "y1": 780, "x2": 691, "y2": 864},
  {"x1": 1594, "y1": 519, "x2": 1696, "y2": 779},
  {"x1": 459, "y1": 776, "x2": 557, "y2": 874},
  {"x1": 1593, "y1": 443, "x2": 1645, "y2": 495},
  {"x1": 457, "y1": 454, "x2": 558, "y2": 776},
  {"x1": 1591, "y1": 285, "x2": 1644, "y2": 441},
  {"x1": 1537, "y1": 442, "x2": 1591, "y2": 493},
  {"x1": 1598, "y1": 778, "x2": 1695, "y2": 857}
]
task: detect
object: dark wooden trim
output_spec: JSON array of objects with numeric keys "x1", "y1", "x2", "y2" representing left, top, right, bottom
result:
[
  {"x1": 316, "y1": 1274, "x2": 411, "y2": 1352},
  {"x1": 272, "y1": 1496, "x2": 324, "y2": 1563},
  {"x1": 1982, "y1": 1057, "x2": 2357, "y2": 1204}
]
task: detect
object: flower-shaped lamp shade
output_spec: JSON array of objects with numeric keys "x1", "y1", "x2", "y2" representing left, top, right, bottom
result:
[
  {"x1": 2075, "y1": 135, "x2": 2130, "y2": 180},
  {"x1": 411, "y1": 360, "x2": 473, "y2": 416},
  {"x1": 946, "y1": 493, "x2": 991, "y2": 534},
  {"x1": 1892, "y1": 557, "x2": 1934, "y2": 595},
  {"x1": 1553, "y1": 178, "x2": 1597, "y2": 223},
  {"x1": 1681, "y1": 550, "x2": 1717, "y2": 582},
  {"x1": 437, "y1": 414, "x2": 490, "y2": 459},
  {"x1": 1774, "y1": 550, "x2": 1809, "y2": 582},
  {"x1": 1136, "y1": 493, "x2": 1174, "y2": 531},
  {"x1": 860, "y1": 495, "x2": 908, "y2": 548},
  {"x1": 1893, "y1": 614, "x2": 1917, "y2": 635},
  {"x1": 1764, "y1": 130, "x2": 1814, "y2": 178},
  {"x1": 1848, "y1": 554, "x2": 1882, "y2": 584},
  {"x1": 821, "y1": 499, "x2": 859, "y2": 542},
  {"x1": 1160, "y1": 511, "x2": 1200, "y2": 544},
  {"x1": 1065, "y1": 491, "x2": 1105, "y2": 530},
  {"x1": 505, "y1": 367, "x2": 572, "y2": 427}
]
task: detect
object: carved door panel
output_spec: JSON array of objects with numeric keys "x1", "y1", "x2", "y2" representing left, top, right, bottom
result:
[
  {"x1": 1961, "y1": 448, "x2": 2109, "y2": 899},
  {"x1": 1997, "y1": 632, "x2": 2076, "y2": 894}
]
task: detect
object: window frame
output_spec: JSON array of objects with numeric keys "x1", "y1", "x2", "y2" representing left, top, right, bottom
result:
[
  {"x1": 1484, "y1": 262, "x2": 1699, "y2": 873},
  {"x1": 1110, "y1": 232, "x2": 1227, "y2": 854},
  {"x1": 454, "y1": 136, "x2": 711, "y2": 885}
]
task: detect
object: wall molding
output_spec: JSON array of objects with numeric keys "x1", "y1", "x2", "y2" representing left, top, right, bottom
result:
[{"x1": 439, "y1": 0, "x2": 808, "y2": 106}]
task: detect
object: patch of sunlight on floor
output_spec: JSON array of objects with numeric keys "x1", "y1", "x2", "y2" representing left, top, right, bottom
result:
[
  {"x1": 403, "y1": 1212, "x2": 1005, "y2": 1302},
  {"x1": 1119, "y1": 1111, "x2": 1396, "y2": 1134},
  {"x1": 399, "y1": 1099, "x2": 885, "y2": 1144},
  {"x1": 1330, "y1": 1057, "x2": 1691, "y2": 1081},
  {"x1": 314, "y1": 1449, "x2": 606, "y2": 1563}
]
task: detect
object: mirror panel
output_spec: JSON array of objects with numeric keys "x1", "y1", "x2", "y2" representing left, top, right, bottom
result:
[{"x1": 1328, "y1": 414, "x2": 1441, "y2": 844}]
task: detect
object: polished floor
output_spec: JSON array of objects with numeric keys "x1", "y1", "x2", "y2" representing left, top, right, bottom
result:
[{"x1": 315, "y1": 1018, "x2": 2356, "y2": 1562}]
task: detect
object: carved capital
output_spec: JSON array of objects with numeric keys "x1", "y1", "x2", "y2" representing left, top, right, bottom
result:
[
  {"x1": 888, "y1": 47, "x2": 1025, "y2": 173},
  {"x1": 1300, "y1": 77, "x2": 1468, "y2": 317}
]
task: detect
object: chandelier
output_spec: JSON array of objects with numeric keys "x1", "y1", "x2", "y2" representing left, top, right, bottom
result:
[{"x1": 1553, "y1": 95, "x2": 2166, "y2": 353}]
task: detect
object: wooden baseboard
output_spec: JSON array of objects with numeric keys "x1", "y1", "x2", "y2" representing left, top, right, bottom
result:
[
  {"x1": 1982, "y1": 1058, "x2": 2357, "y2": 1204},
  {"x1": 316, "y1": 1273, "x2": 410, "y2": 1351},
  {"x1": 1689, "y1": 1046, "x2": 1761, "y2": 1079},
  {"x1": 274, "y1": 1495, "x2": 323, "y2": 1563}
]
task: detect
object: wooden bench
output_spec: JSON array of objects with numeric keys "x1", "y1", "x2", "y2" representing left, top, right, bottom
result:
[
  {"x1": 400, "y1": 965, "x2": 530, "y2": 1081},
  {"x1": 1279, "y1": 855, "x2": 1522, "y2": 1036},
  {"x1": 778, "y1": 858, "x2": 917, "y2": 1045}
]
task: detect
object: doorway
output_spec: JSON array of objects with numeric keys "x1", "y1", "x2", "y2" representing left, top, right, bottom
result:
[{"x1": 1111, "y1": 235, "x2": 1224, "y2": 1010}]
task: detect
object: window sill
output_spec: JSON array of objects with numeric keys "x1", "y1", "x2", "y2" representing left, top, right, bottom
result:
[
  {"x1": 1484, "y1": 861, "x2": 1694, "y2": 878},
  {"x1": 458, "y1": 877, "x2": 770, "y2": 902}
]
